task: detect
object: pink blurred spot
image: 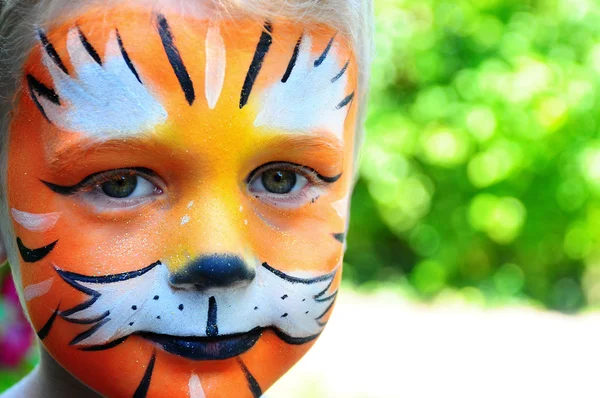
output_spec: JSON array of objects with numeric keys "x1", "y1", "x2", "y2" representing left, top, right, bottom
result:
[
  {"x1": 0, "y1": 274, "x2": 34, "y2": 367},
  {"x1": 1, "y1": 273, "x2": 20, "y2": 307},
  {"x1": 0, "y1": 323, "x2": 33, "y2": 367}
]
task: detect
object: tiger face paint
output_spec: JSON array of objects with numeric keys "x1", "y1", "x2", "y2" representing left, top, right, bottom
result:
[{"x1": 7, "y1": 4, "x2": 357, "y2": 398}]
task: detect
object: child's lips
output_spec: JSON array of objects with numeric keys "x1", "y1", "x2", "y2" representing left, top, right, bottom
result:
[{"x1": 137, "y1": 327, "x2": 263, "y2": 360}]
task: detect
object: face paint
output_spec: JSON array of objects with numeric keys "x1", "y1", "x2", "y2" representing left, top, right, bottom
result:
[{"x1": 7, "y1": 4, "x2": 357, "y2": 397}]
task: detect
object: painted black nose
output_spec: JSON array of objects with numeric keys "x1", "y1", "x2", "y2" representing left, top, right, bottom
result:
[{"x1": 169, "y1": 254, "x2": 255, "y2": 290}]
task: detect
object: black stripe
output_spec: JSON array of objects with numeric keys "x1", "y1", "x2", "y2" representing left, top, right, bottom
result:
[
  {"x1": 271, "y1": 328, "x2": 320, "y2": 345},
  {"x1": 332, "y1": 233, "x2": 345, "y2": 243},
  {"x1": 314, "y1": 278, "x2": 334, "y2": 299},
  {"x1": 77, "y1": 26, "x2": 102, "y2": 65},
  {"x1": 28, "y1": 83, "x2": 50, "y2": 122},
  {"x1": 239, "y1": 22, "x2": 273, "y2": 109},
  {"x1": 80, "y1": 335, "x2": 129, "y2": 351},
  {"x1": 26, "y1": 74, "x2": 60, "y2": 122},
  {"x1": 17, "y1": 238, "x2": 57, "y2": 263},
  {"x1": 315, "y1": 290, "x2": 338, "y2": 303},
  {"x1": 315, "y1": 298, "x2": 336, "y2": 321},
  {"x1": 27, "y1": 75, "x2": 59, "y2": 104},
  {"x1": 237, "y1": 359, "x2": 262, "y2": 398},
  {"x1": 116, "y1": 29, "x2": 141, "y2": 83},
  {"x1": 246, "y1": 161, "x2": 341, "y2": 184},
  {"x1": 314, "y1": 35, "x2": 335, "y2": 67},
  {"x1": 60, "y1": 296, "x2": 100, "y2": 317},
  {"x1": 262, "y1": 262, "x2": 336, "y2": 285},
  {"x1": 321, "y1": 173, "x2": 342, "y2": 183},
  {"x1": 206, "y1": 296, "x2": 218, "y2": 337},
  {"x1": 62, "y1": 310, "x2": 110, "y2": 325},
  {"x1": 157, "y1": 14, "x2": 195, "y2": 105},
  {"x1": 57, "y1": 261, "x2": 160, "y2": 285},
  {"x1": 57, "y1": 261, "x2": 160, "y2": 317},
  {"x1": 42, "y1": 167, "x2": 159, "y2": 196},
  {"x1": 37, "y1": 304, "x2": 60, "y2": 340},
  {"x1": 331, "y1": 60, "x2": 349, "y2": 83},
  {"x1": 69, "y1": 317, "x2": 110, "y2": 345},
  {"x1": 336, "y1": 92, "x2": 354, "y2": 109},
  {"x1": 37, "y1": 29, "x2": 68, "y2": 74},
  {"x1": 133, "y1": 352, "x2": 156, "y2": 398},
  {"x1": 42, "y1": 180, "x2": 79, "y2": 196},
  {"x1": 282, "y1": 35, "x2": 302, "y2": 83}
]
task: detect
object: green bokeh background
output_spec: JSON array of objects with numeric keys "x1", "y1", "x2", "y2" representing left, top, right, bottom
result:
[{"x1": 345, "y1": 0, "x2": 600, "y2": 313}]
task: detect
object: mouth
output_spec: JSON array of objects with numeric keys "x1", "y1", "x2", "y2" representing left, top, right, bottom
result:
[{"x1": 138, "y1": 328, "x2": 263, "y2": 360}]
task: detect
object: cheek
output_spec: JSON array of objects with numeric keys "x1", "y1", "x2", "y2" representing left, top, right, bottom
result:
[
  {"x1": 250, "y1": 165, "x2": 351, "y2": 274},
  {"x1": 248, "y1": 203, "x2": 346, "y2": 275},
  {"x1": 46, "y1": 211, "x2": 169, "y2": 273}
]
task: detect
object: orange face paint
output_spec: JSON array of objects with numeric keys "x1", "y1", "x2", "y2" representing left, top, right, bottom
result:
[{"x1": 7, "y1": 4, "x2": 357, "y2": 397}]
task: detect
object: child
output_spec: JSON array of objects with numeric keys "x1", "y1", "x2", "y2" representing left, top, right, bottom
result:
[{"x1": 0, "y1": 0, "x2": 372, "y2": 396}]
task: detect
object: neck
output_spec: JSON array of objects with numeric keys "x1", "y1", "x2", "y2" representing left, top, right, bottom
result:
[{"x1": 1, "y1": 345, "x2": 99, "y2": 398}]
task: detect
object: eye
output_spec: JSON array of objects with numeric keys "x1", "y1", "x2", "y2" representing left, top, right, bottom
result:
[
  {"x1": 260, "y1": 169, "x2": 302, "y2": 194},
  {"x1": 43, "y1": 168, "x2": 164, "y2": 211},
  {"x1": 247, "y1": 162, "x2": 341, "y2": 209},
  {"x1": 101, "y1": 175, "x2": 152, "y2": 198}
]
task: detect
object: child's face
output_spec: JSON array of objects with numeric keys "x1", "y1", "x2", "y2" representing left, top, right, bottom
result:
[{"x1": 6, "y1": 4, "x2": 356, "y2": 397}]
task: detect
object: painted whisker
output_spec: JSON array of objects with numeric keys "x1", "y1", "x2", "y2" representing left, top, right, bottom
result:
[
  {"x1": 133, "y1": 351, "x2": 156, "y2": 398},
  {"x1": 54, "y1": 260, "x2": 337, "y2": 351},
  {"x1": 237, "y1": 358, "x2": 263, "y2": 398},
  {"x1": 36, "y1": 303, "x2": 61, "y2": 340}
]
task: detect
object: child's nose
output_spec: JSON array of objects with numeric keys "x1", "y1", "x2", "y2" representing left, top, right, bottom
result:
[
  {"x1": 169, "y1": 254, "x2": 255, "y2": 290},
  {"x1": 164, "y1": 178, "x2": 257, "y2": 288}
]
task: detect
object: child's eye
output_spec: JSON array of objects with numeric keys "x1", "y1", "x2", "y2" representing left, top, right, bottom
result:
[
  {"x1": 43, "y1": 168, "x2": 164, "y2": 211},
  {"x1": 247, "y1": 162, "x2": 340, "y2": 209},
  {"x1": 100, "y1": 174, "x2": 156, "y2": 199},
  {"x1": 256, "y1": 169, "x2": 308, "y2": 194}
]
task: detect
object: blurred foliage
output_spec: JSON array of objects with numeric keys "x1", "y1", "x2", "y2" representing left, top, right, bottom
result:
[{"x1": 344, "y1": 0, "x2": 600, "y2": 312}]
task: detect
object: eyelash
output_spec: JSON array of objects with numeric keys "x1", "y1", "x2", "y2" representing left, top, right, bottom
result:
[
  {"x1": 43, "y1": 168, "x2": 161, "y2": 194},
  {"x1": 42, "y1": 163, "x2": 341, "y2": 211},
  {"x1": 42, "y1": 168, "x2": 164, "y2": 210},
  {"x1": 247, "y1": 162, "x2": 341, "y2": 209}
]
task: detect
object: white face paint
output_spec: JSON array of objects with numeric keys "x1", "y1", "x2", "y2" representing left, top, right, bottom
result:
[
  {"x1": 56, "y1": 261, "x2": 337, "y2": 350},
  {"x1": 254, "y1": 34, "x2": 353, "y2": 141},
  {"x1": 204, "y1": 23, "x2": 226, "y2": 109},
  {"x1": 189, "y1": 374, "x2": 206, "y2": 398},
  {"x1": 331, "y1": 195, "x2": 350, "y2": 220},
  {"x1": 23, "y1": 278, "x2": 54, "y2": 301},
  {"x1": 11, "y1": 208, "x2": 60, "y2": 232},
  {"x1": 34, "y1": 28, "x2": 167, "y2": 137}
]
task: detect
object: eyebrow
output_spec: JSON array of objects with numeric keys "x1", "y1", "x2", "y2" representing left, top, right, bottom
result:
[
  {"x1": 266, "y1": 134, "x2": 344, "y2": 156},
  {"x1": 45, "y1": 132, "x2": 345, "y2": 178},
  {"x1": 45, "y1": 138, "x2": 164, "y2": 176}
]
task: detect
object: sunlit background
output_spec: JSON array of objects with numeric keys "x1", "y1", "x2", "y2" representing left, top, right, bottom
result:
[{"x1": 3, "y1": 0, "x2": 600, "y2": 396}]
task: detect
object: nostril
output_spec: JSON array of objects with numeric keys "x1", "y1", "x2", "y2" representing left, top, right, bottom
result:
[{"x1": 169, "y1": 254, "x2": 255, "y2": 290}]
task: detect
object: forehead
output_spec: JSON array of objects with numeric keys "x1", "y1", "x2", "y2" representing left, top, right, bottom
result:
[{"x1": 13, "y1": 5, "x2": 357, "y2": 155}]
